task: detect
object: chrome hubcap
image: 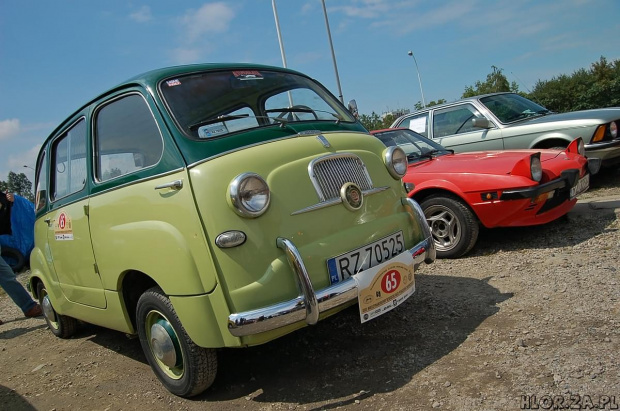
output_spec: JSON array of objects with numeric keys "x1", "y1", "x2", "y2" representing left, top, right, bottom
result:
[
  {"x1": 42, "y1": 294, "x2": 57, "y2": 322},
  {"x1": 149, "y1": 320, "x2": 181, "y2": 368}
]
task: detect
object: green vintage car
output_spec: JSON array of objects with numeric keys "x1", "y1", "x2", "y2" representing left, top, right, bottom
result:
[{"x1": 28, "y1": 63, "x2": 435, "y2": 397}]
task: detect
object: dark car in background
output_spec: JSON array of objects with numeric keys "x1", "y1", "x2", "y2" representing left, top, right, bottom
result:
[{"x1": 391, "y1": 92, "x2": 620, "y2": 167}]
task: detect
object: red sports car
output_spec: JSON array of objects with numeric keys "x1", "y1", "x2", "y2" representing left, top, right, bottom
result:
[{"x1": 371, "y1": 128, "x2": 601, "y2": 258}]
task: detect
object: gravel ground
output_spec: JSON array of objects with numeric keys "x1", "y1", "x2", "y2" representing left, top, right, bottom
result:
[{"x1": 1, "y1": 167, "x2": 619, "y2": 411}]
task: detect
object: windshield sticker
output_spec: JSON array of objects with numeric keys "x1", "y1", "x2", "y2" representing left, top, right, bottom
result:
[
  {"x1": 232, "y1": 70, "x2": 263, "y2": 80},
  {"x1": 198, "y1": 123, "x2": 229, "y2": 138},
  {"x1": 166, "y1": 79, "x2": 182, "y2": 87},
  {"x1": 54, "y1": 211, "x2": 74, "y2": 241}
]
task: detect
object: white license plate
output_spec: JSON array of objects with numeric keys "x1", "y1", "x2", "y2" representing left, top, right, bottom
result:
[
  {"x1": 327, "y1": 231, "x2": 405, "y2": 284},
  {"x1": 570, "y1": 174, "x2": 590, "y2": 199}
]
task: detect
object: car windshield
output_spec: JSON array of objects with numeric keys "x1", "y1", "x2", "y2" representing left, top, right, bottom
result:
[
  {"x1": 373, "y1": 129, "x2": 452, "y2": 162},
  {"x1": 479, "y1": 93, "x2": 552, "y2": 124},
  {"x1": 159, "y1": 69, "x2": 354, "y2": 139}
]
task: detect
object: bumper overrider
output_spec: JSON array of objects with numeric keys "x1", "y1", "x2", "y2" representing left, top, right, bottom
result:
[
  {"x1": 499, "y1": 158, "x2": 600, "y2": 201},
  {"x1": 227, "y1": 198, "x2": 436, "y2": 337}
]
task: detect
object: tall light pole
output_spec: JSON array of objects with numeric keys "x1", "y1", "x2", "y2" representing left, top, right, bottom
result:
[
  {"x1": 407, "y1": 50, "x2": 426, "y2": 108},
  {"x1": 272, "y1": 0, "x2": 288, "y2": 69},
  {"x1": 271, "y1": 0, "x2": 294, "y2": 107},
  {"x1": 321, "y1": 0, "x2": 344, "y2": 104}
]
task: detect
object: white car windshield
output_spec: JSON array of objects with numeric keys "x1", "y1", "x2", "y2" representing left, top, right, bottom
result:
[{"x1": 480, "y1": 94, "x2": 552, "y2": 124}]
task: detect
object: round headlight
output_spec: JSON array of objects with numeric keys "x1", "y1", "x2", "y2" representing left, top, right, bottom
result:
[
  {"x1": 530, "y1": 155, "x2": 542, "y2": 182},
  {"x1": 384, "y1": 146, "x2": 408, "y2": 179},
  {"x1": 610, "y1": 121, "x2": 618, "y2": 139},
  {"x1": 229, "y1": 173, "x2": 270, "y2": 218}
]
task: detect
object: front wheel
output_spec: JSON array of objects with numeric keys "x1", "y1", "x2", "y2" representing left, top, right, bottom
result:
[
  {"x1": 420, "y1": 195, "x2": 479, "y2": 258},
  {"x1": 136, "y1": 287, "x2": 217, "y2": 397},
  {"x1": 37, "y1": 281, "x2": 78, "y2": 338}
]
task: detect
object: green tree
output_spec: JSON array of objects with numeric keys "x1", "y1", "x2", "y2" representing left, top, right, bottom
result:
[
  {"x1": 530, "y1": 56, "x2": 620, "y2": 112},
  {"x1": 359, "y1": 112, "x2": 395, "y2": 131},
  {"x1": 0, "y1": 171, "x2": 34, "y2": 202},
  {"x1": 462, "y1": 66, "x2": 519, "y2": 98}
]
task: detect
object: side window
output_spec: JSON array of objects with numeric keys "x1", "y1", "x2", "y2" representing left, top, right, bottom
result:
[
  {"x1": 35, "y1": 151, "x2": 48, "y2": 211},
  {"x1": 51, "y1": 119, "x2": 87, "y2": 200},
  {"x1": 433, "y1": 104, "x2": 482, "y2": 137},
  {"x1": 401, "y1": 112, "x2": 429, "y2": 137},
  {"x1": 95, "y1": 94, "x2": 164, "y2": 182}
]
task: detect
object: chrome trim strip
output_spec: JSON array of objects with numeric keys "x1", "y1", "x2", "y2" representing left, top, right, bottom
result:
[
  {"x1": 90, "y1": 167, "x2": 186, "y2": 198},
  {"x1": 227, "y1": 212, "x2": 436, "y2": 337},
  {"x1": 290, "y1": 186, "x2": 389, "y2": 215}
]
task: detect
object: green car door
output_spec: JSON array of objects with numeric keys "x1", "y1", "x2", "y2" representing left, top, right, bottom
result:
[{"x1": 43, "y1": 117, "x2": 106, "y2": 309}]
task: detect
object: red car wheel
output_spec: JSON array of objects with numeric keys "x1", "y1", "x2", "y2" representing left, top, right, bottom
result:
[{"x1": 421, "y1": 195, "x2": 479, "y2": 259}]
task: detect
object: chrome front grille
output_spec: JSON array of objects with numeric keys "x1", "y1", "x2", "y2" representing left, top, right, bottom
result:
[{"x1": 309, "y1": 153, "x2": 374, "y2": 202}]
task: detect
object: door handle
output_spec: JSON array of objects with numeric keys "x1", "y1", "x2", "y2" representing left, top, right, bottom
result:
[
  {"x1": 154, "y1": 179, "x2": 183, "y2": 190},
  {"x1": 44, "y1": 218, "x2": 52, "y2": 227}
]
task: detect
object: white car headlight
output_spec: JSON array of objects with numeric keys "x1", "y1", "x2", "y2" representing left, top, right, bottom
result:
[
  {"x1": 229, "y1": 172, "x2": 270, "y2": 218},
  {"x1": 384, "y1": 146, "x2": 408, "y2": 179},
  {"x1": 610, "y1": 121, "x2": 618, "y2": 139},
  {"x1": 530, "y1": 154, "x2": 542, "y2": 182}
]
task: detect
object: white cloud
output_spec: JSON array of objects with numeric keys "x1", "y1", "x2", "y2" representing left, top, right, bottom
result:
[
  {"x1": 130, "y1": 6, "x2": 152, "y2": 23},
  {"x1": 8, "y1": 144, "x2": 41, "y2": 172},
  {"x1": 170, "y1": 47, "x2": 205, "y2": 64},
  {"x1": 180, "y1": 2, "x2": 235, "y2": 42},
  {"x1": 0, "y1": 119, "x2": 20, "y2": 141}
]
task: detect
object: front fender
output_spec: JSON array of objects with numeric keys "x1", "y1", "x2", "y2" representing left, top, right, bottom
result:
[{"x1": 99, "y1": 221, "x2": 208, "y2": 295}]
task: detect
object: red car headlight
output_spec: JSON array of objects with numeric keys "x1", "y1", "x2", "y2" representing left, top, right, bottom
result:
[
  {"x1": 530, "y1": 154, "x2": 542, "y2": 182},
  {"x1": 510, "y1": 152, "x2": 542, "y2": 182},
  {"x1": 566, "y1": 137, "x2": 585, "y2": 156}
]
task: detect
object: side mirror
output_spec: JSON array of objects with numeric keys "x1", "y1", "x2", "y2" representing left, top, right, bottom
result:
[
  {"x1": 347, "y1": 99, "x2": 359, "y2": 119},
  {"x1": 472, "y1": 117, "x2": 492, "y2": 129}
]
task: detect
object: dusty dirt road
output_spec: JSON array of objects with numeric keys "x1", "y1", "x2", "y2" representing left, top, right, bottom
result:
[{"x1": 1, "y1": 168, "x2": 619, "y2": 411}]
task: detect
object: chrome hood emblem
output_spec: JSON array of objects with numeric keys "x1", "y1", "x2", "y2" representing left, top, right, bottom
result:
[{"x1": 316, "y1": 134, "x2": 331, "y2": 148}]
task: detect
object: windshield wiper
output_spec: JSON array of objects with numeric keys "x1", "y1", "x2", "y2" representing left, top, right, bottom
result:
[
  {"x1": 188, "y1": 113, "x2": 293, "y2": 132},
  {"x1": 417, "y1": 149, "x2": 451, "y2": 159},
  {"x1": 264, "y1": 107, "x2": 344, "y2": 123}
]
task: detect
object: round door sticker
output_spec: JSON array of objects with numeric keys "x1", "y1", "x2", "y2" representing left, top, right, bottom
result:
[{"x1": 54, "y1": 211, "x2": 74, "y2": 241}]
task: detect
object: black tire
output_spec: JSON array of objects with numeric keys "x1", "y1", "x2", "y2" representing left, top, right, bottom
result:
[
  {"x1": 420, "y1": 195, "x2": 479, "y2": 258},
  {"x1": 37, "y1": 281, "x2": 78, "y2": 338},
  {"x1": 136, "y1": 287, "x2": 217, "y2": 398},
  {"x1": 1, "y1": 246, "x2": 26, "y2": 273}
]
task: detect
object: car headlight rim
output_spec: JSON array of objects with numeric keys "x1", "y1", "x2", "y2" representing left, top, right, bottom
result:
[
  {"x1": 384, "y1": 146, "x2": 408, "y2": 179},
  {"x1": 530, "y1": 154, "x2": 542, "y2": 182},
  {"x1": 229, "y1": 172, "x2": 270, "y2": 218}
]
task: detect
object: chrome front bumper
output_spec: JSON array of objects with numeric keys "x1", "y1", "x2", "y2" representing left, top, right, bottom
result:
[{"x1": 227, "y1": 198, "x2": 436, "y2": 337}]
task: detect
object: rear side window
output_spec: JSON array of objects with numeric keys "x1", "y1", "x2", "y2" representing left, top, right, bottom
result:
[
  {"x1": 401, "y1": 112, "x2": 430, "y2": 137},
  {"x1": 433, "y1": 104, "x2": 482, "y2": 137},
  {"x1": 95, "y1": 94, "x2": 163, "y2": 182},
  {"x1": 51, "y1": 119, "x2": 87, "y2": 200}
]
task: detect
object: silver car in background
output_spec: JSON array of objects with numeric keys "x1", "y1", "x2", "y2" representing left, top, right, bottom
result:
[{"x1": 392, "y1": 92, "x2": 620, "y2": 166}]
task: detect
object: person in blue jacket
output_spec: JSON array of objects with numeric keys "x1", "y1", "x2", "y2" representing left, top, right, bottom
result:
[{"x1": 0, "y1": 190, "x2": 42, "y2": 325}]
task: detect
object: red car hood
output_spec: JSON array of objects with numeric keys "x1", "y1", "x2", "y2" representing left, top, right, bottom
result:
[{"x1": 412, "y1": 150, "x2": 561, "y2": 174}]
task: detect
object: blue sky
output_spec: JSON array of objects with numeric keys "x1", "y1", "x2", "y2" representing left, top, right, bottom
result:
[{"x1": 1, "y1": 0, "x2": 619, "y2": 183}]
